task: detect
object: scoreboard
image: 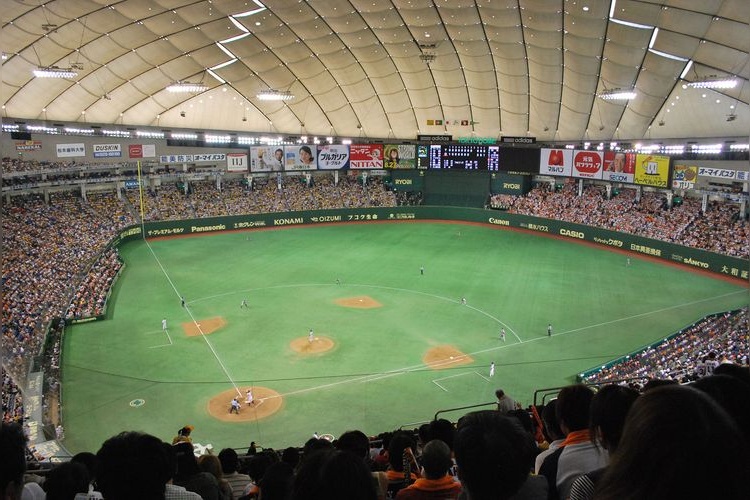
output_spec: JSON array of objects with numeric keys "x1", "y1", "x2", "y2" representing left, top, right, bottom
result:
[{"x1": 421, "y1": 144, "x2": 500, "y2": 170}]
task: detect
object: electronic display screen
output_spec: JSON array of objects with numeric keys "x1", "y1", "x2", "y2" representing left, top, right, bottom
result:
[{"x1": 416, "y1": 145, "x2": 431, "y2": 169}]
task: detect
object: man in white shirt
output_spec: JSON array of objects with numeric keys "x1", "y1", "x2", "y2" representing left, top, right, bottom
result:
[{"x1": 218, "y1": 448, "x2": 252, "y2": 499}]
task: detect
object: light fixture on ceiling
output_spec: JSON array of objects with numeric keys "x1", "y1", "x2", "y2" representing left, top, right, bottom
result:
[
  {"x1": 597, "y1": 88, "x2": 636, "y2": 100},
  {"x1": 256, "y1": 89, "x2": 294, "y2": 101},
  {"x1": 683, "y1": 76, "x2": 738, "y2": 89},
  {"x1": 33, "y1": 66, "x2": 78, "y2": 78},
  {"x1": 166, "y1": 81, "x2": 208, "y2": 93}
]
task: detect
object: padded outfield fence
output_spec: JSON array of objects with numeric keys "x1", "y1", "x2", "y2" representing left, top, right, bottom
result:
[{"x1": 107, "y1": 206, "x2": 748, "y2": 281}]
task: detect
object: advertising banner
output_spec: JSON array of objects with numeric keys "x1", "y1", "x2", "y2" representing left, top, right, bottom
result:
[
  {"x1": 56, "y1": 143, "x2": 86, "y2": 158},
  {"x1": 129, "y1": 144, "x2": 143, "y2": 158},
  {"x1": 93, "y1": 144, "x2": 122, "y2": 158},
  {"x1": 159, "y1": 153, "x2": 226, "y2": 164},
  {"x1": 16, "y1": 141, "x2": 42, "y2": 151},
  {"x1": 602, "y1": 151, "x2": 635, "y2": 183},
  {"x1": 539, "y1": 148, "x2": 573, "y2": 176},
  {"x1": 227, "y1": 153, "x2": 248, "y2": 172},
  {"x1": 133, "y1": 206, "x2": 747, "y2": 281},
  {"x1": 316, "y1": 145, "x2": 350, "y2": 170},
  {"x1": 284, "y1": 145, "x2": 317, "y2": 171},
  {"x1": 384, "y1": 144, "x2": 416, "y2": 169},
  {"x1": 193, "y1": 153, "x2": 226, "y2": 163},
  {"x1": 129, "y1": 144, "x2": 155, "y2": 158},
  {"x1": 350, "y1": 144, "x2": 384, "y2": 169},
  {"x1": 672, "y1": 164, "x2": 698, "y2": 189},
  {"x1": 390, "y1": 170, "x2": 424, "y2": 191},
  {"x1": 634, "y1": 154, "x2": 670, "y2": 188},
  {"x1": 571, "y1": 150, "x2": 603, "y2": 179},
  {"x1": 250, "y1": 146, "x2": 285, "y2": 172},
  {"x1": 697, "y1": 167, "x2": 739, "y2": 180},
  {"x1": 491, "y1": 173, "x2": 531, "y2": 195}
]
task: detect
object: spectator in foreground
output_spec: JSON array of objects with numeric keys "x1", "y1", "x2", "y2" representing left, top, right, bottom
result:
[
  {"x1": 539, "y1": 384, "x2": 606, "y2": 499},
  {"x1": 44, "y1": 461, "x2": 90, "y2": 500},
  {"x1": 495, "y1": 389, "x2": 517, "y2": 413},
  {"x1": 454, "y1": 410, "x2": 546, "y2": 500},
  {"x1": 0, "y1": 422, "x2": 26, "y2": 500},
  {"x1": 335, "y1": 430, "x2": 388, "y2": 499},
  {"x1": 534, "y1": 400, "x2": 564, "y2": 474},
  {"x1": 161, "y1": 442, "x2": 201, "y2": 500},
  {"x1": 219, "y1": 448, "x2": 252, "y2": 499},
  {"x1": 256, "y1": 461, "x2": 293, "y2": 500},
  {"x1": 290, "y1": 449, "x2": 377, "y2": 500},
  {"x1": 385, "y1": 432, "x2": 421, "y2": 498},
  {"x1": 567, "y1": 384, "x2": 639, "y2": 500},
  {"x1": 173, "y1": 441, "x2": 222, "y2": 500},
  {"x1": 172, "y1": 425, "x2": 194, "y2": 445},
  {"x1": 95, "y1": 431, "x2": 171, "y2": 500},
  {"x1": 596, "y1": 385, "x2": 749, "y2": 500},
  {"x1": 691, "y1": 373, "x2": 750, "y2": 445},
  {"x1": 396, "y1": 439, "x2": 462, "y2": 499},
  {"x1": 197, "y1": 454, "x2": 232, "y2": 500}
]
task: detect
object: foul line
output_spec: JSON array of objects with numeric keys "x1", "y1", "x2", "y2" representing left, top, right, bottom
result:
[
  {"x1": 144, "y1": 240, "x2": 243, "y2": 397},
  {"x1": 149, "y1": 328, "x2": 174, "y2": 348},
  {"x1": 432, "y1": 372, "x2": 472, "y2": 392}
]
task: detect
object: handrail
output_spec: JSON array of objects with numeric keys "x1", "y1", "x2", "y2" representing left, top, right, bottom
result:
[{"x1": 434, "y1": 401, "x2": 497, "y2": 421}]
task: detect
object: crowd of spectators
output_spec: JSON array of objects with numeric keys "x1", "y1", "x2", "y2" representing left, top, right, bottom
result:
[
  {"x1": 582, "y1": 308, "x2": 748, "y2": 385},
  {"x1": 65, "y1": 248, "x2": 123, "y2": 321},
  {"x1": 121, "y1": 174, "x2": 397, "y2": 221},
  {"x1": 395, "y1": 190, "x2": 423, "y2": 206},
  {"x1": 4, "y1": 362, "x2": 750, "y2": 500},
  {"x1": 501, "y1": 182, "x2": 748, "y2": 258},
  {"x1": 2, "y1": 368, "x2": 24, "y2": 424},
  {"x1": 1, "y1": 158, "x2": 79, "y2": 174},
  {"x1": 1, "y1": 191, "x2": 132, "y2": 381}
]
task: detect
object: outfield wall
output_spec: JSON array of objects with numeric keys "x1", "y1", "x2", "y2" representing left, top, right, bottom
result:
[{"x1": 113, "y1": 207, "x2": 748, "y2": 281}]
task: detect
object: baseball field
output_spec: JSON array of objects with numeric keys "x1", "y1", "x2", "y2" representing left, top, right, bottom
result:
[{"x1": 61, "y1": 221, "x2": 748, "y2": 453}]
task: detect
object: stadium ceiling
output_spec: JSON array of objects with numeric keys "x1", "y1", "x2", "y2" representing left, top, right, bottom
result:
[{"x1": 1, "y1": 0, "x2": 748, "y2": 143}]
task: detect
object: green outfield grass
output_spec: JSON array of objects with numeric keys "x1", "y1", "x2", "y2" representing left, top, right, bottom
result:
[{"x1": 61, "y1": 222, "x2": 747, "y2": 453}]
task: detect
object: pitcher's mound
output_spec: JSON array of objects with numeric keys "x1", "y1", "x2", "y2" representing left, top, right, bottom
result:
[
  {"x1": 183, "y1": 317, "x2": 226, "y2": 336},
  {"x1": 290, "y1": 336, "x2": 335, "y2": 354},
  {"x1": 208, "y1": 387, "x2": 282, "y2": 422},
  {"x1": 335, "y1": 296, "x2": 382, "y2": 309},
  {"x1": 424, "y1": 345, "x2": 474, "y2": 369}
]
